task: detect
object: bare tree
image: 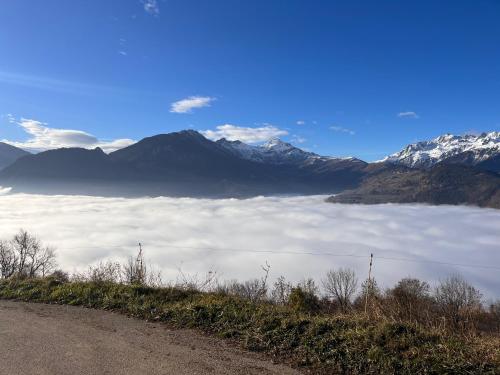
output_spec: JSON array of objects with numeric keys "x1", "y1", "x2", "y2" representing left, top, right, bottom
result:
[
  {"x1": 385, "y1": 278, "x2": 432, "y2": 323},
  {"x1": 123, "y1": 244, "x2": 147, "y2": 285},
  {"x1": 259, "y1": 261, "x2": 271, "y2": 299},
  {"x1": 489, "y1": 300, "x2": 500, "y2": 333},
  {"x1": 222, "y1": 279, "x2": 264, "y2": 301},
  {"x1": 175, "y1": 267, "x2": 219, "y2": 292},
  {"x1": 271, "y1": 276, "x2": 292, "y2": 305},
  {"x1": 11, "y1": 229, "x2": 38, "y2": 276},
  {"x1": 322, "y1": 268, "x2": 358, "y2": 312},
  {"x1": 217, "y1": 262, "x2": 271, "y2": 302},
  {"x1": 0, "y1": 230, "x2": 57, "y2": 279},
  {"x1": 28, "y1": 246, "x2": 56, "y2": 278},
  {"x1": 435, "y1": 274, "x2": 482, "y2": 328},
  {"x1": 77, "y1": 261, "x2": 122, "y2": 284},
  {"x1": 0, "y1": 240, "x2": 17, "y2": 278},
  {"x1": 298, "y1": 278, "x2": 319, "y2": 296}
]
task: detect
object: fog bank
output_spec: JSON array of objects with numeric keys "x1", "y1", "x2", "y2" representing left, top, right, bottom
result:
[{"x1": 0, "y1": 193, "x2": 498, "y2": 297}]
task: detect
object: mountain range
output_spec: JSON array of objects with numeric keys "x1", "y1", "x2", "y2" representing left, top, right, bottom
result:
[
  {"x1": 0, "y1": 131, "x2": 368, "y2": 197},
  {"x1": 382, "y1": 131, "x2": 500, "y2": 172},
  {"x1": 0, "y1": 130, "x2": 498, "y2": 208}
]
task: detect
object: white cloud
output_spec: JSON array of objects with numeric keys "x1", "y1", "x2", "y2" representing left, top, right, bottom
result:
[
  {"x1": 330, "y1": 125, "x2": 355, "y2": 135},
  {"x1": 170, "y1": 96, "x2": 215, "y2": 114},
  {"x1": 118, "y1": 51, "x2": 127, "y2": 56},
  {"x1": 292, "y1": 135, "x2": 307, "y2": 144},
  {"x1": 3, "y1": 116, "x2": 135, "y2": 153},
  {"x1": 398, "y1": 111, "x2": 419, "y2": 119},
  {"x1": 0, "y1": 194, "x2": 498, "y2": 298},
  {"x1": 142, "y1": 0, "x2": 159, "y2": 15},
  {"x1": 201, "y1": 124, "x2": 289, "y2": 143},
  {"x1": 296, "y1": 120, "x2": 306, "y2": 125}
]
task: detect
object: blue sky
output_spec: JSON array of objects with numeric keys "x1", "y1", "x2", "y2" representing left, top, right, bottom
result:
[{"x1": 0, "y1": 0, "x2": 499, "y2": 160}]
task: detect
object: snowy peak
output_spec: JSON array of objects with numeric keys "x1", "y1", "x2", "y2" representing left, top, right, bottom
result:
[
  {"x1": 262, "y1": 137, "x2": 295, "y2": 152},
  {"x1": 383, "y1": 131, "x2": 500, "y2": 169},
  {"x1": 217, "y1": 137, "x2": 323, "y2": 165}
]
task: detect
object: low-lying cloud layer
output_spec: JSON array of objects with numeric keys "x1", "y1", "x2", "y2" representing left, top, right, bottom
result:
[{"x1": 0, "y1": 194, "x2": 498, "y2": 298}]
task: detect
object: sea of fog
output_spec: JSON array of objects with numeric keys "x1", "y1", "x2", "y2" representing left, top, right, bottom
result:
[{"x1": 0, "y1": 192, "x2": 499, "y2": 298}]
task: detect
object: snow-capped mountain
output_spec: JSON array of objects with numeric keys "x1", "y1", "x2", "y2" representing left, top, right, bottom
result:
[
  {"x1": 217, "y1": 137, "x2": 333, "y2": 165},
  {"x1": 383, "y1": 132, "x2": 500, "y2": 169}
]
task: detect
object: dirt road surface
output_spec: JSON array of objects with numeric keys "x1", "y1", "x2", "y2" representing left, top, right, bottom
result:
[{"x1": 0, "y1": 300, "x2": 299, "y2": 375}]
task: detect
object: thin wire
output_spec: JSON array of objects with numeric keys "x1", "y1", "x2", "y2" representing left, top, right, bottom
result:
[
  {"x1": 57, "y1": 243, "x2": 500, "y2": 271},
  {"x1": 376, "y1": 256, "x2": 500, "y2": 271}
]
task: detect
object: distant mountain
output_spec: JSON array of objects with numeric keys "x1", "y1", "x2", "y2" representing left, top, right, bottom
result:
[
  {"x1": 382, "y1": 132, "x2": 500, "y2": 172},
  {"x1": 109, "y1": 130, "x2": 272, "y2": 181},
  {"x1": 327, "y1": 163, "x2": 500, "y2": 209},
  {"x1": 335, "y1": 131, "x2": 500, "y2": 208},
  {"x1": 0, "y1": 142, "x2": 29, "y2": 170},
  {"x1": 0, "y1": 147, "x2": 120, "y2": 180},
  {"x1": 217, "y1": 137, "x2": 325, "y2": 165},
  {"x1": 217, "y1": 137, "x2": 368, "y2": 186},
  {"x1": 2, "y1": 130, "x2": 498, "y2": 207},
  {"x1": 0, "y1": 130, "x2": 366, "y2": 197}
]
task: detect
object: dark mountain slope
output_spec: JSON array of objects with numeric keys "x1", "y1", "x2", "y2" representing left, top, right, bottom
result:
[
  {"x1": 109, "y1": 130, "x2": 277, "y2": 182},
  {"x1": 0, "y1": 147, "x2": 120, "y2": 180},
  {"x1": 108, "y1": 130, "x2": 370, "y2": 192},
  {"x1": 476, "y1": 153, "x2": 500, "y2": 173},
  {"x1": 0, "y1": 142, "x2": 29, "y2": 170},
  {"x1": 0, "y1": 130, "x2": 367, "y2": 196},
  {"x1": 328, "y1": 163, "x2": 500, "y2": 209}
]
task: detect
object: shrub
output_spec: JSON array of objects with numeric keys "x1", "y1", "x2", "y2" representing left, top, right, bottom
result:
[{"x1": 288, "y1": 286, "x2": 320, "y2": 314}]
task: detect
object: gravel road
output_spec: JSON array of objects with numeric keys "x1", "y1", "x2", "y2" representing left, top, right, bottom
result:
[{"x1": 0, "y1": 300, "x2": 299, "y2": 375}]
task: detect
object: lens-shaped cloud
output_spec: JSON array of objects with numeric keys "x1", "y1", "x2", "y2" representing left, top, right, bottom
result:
[{"x1": 3, "y1": 116, "x2": 135, "y2": 153}]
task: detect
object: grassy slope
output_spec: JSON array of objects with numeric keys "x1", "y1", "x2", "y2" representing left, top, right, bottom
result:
[{"x1": 1, "y1": 278, "x2": 498, "y2": 374}]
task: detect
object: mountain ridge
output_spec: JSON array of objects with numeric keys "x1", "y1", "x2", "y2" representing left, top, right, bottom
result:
[
  {"x1": 0, "y1": 142, "x2": 30, "y2": 170},
  {"x1": 0, "y1": 130, "x2": 366, "y2": 197},
  {"x1": 327, "y1": 163, "x2": 500, "y2": 209},
  {"x1": 382, "y1": 131, "x2": 500, "y2": 171}
]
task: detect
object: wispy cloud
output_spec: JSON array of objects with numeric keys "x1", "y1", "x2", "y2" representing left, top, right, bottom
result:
[
  {"x1": 201, "y1": 124, "x2": 288, "y2": 143},
  {"x1": 118, "y1": 38, "x2": 128, "y2": 56},
  {"x1": 3, "y1": 116, "x2": 135, "y2": 153},
  {"x1": 142, "y1": 0, "x2": 160, "y2": 16},
  {"x1": 0, "y1": 70, "x2": 144, "y2": 98},
  {"x1": 398, "y1": 111, "x2": 419, "y2": 119},
  {"x1": 330, "y1": 125, "x2": 355, "y2": 135},
  {"x1": 170, "y1": 96, "x2": 216, "y2": 114},
  {"x1": 296, "y1": 120, "x2": 306, "y2": 125},
  {"x1": 292, "y1": 135, "x2": 307, "y2": 144}
]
